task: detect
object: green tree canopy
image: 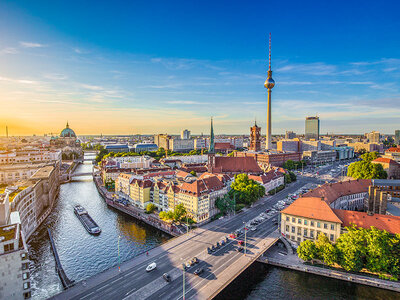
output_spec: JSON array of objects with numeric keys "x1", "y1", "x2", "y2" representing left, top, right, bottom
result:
[
  {"x1": 360, "y1": 151, "x2": 379, "y2": 162},
  {"x1": 145, "y1": 203, "x2": 156, "y2": 213},
  {"x1": 347, "y1": 160, "x2": 387, "y2": 179},
  {"x1": 297, "y1": 240, "x2": 318, "y2": 262},
  {"x1": 228, "y1": 174, "x2": 265, "y2": 205}
]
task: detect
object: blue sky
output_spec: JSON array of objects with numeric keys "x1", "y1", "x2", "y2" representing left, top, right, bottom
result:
[{"x1": 0, "y1": 0, "x2": 399, "y2": 135}]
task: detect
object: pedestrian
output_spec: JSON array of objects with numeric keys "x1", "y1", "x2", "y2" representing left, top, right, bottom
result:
[{"x1": 146, "y1": 251, "x2": 149, "y2": 256}]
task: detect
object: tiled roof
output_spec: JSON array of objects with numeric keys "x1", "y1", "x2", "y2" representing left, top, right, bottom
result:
[
  {"x1": 180, "y1": 175, "x2": 224, "y2": 196},
  {"x1": 214, "y1": 142, "x2": 234, "y2": 150},
  {"x1": 303, "y1": 179, "x2": 371, "y2": 204},
  {"x1": 130, "y1": 178, "x2": 153, "y2": 188},
  {"x1": 387, "y1": 147, "x2": 400, "y2": 153},
  {"x1": 333, "y1": 209, "x2": 400, "y2": 234},
  {"x1": 281, "y1": 197, "x2": 343, "y2": 223},
  {"x1": 372, "y1": 157, "x2": 399, "y2": 165},
  {"x1": 213, "y1": 156, "x2": 262, "y2": 174},
  {"x1": 249, "y1": 170, "x2": 284, "y2": 184},
  {"x1": 176, "y1": 170, "x2": 192, "y2": 178}
]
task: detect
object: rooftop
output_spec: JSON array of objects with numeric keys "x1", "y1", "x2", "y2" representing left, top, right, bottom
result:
[
  {"x1": 372, "y1": 157, "x2": 399, "y2": 165},
  {"x1": 0, "y1": 223, "x2": 18, "y2": 243},
  {"x1": 30, "y1": 165, "x2": 54, "y2": 180}
]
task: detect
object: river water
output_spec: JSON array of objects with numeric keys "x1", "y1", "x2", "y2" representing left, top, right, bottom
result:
[{"x1": 27, "y1": 155, "x2": 400, "y2": 299}]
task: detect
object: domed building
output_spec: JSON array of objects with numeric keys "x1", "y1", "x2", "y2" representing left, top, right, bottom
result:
[{"x1": 50, "y1": 122, "x2": 82, "y2": 160}]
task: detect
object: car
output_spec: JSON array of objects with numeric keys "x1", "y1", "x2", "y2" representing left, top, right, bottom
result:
[
  {"x1": 186, "y1": 261, "x2": 192, "y2": 268},
  {"x1": 163, "y1": 273, "x2": 171, "y2": 282},
  {"x1": 216, "y1": 242, "x2": 220, "y2": 248},
  {"x1": 265, "y1": 209, "x2": 271, "y2": 213},
  {"x1": 146, "y1": 262, "x2": 157, "y2": 272},
  {"x1": 251, "y1": 227, "x2": 257, "y2": 231},
  {"x1": 211, "y1": 245, "x2": 216, "y2": 252},
  {"x1": 194, "y1": 268, "x2": 204, "y2": 276},
  {"x1": 192, "y1": 257, "x2": 199, "y2": 264},
  {"x1": 236, "y1": 246, "x2": 244, "y2": 252},
  {"x1": 221, "y1": 240, "x2": 226, "y2": 246},
  {"x1": 207, "y1": 247, "x2": 212, "y2": 254},
  {"x1": 225, "y1": 236, "x2": 229, "y2": 242}
]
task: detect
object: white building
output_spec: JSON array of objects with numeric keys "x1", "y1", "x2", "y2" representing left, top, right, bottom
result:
[{"x1": 181, "y1": 129, "x2": 191, "y2": 140}]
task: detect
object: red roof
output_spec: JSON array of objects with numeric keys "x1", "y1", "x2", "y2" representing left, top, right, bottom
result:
[
  {"x1": 281, "y1": 197, "x2": 343, "y2": 223},
  {"x1": 214, "y1": 142, "x2": 234, "y2": 150},
  {"x1": 387, "y1": 147, "x2": 400, "y2": 153},
  {"x1": 333, "y1": 210, "x2": 400, "y2": 234},
  {"x1": 180, "y1": 175, "x2": 224, "y2": 196},
  {"x1": 372, "y1": 157, "x2": 399, "y2": 165},
  {"x1": 249, "y1": 170, "x2": 284, "y2": 184},
  {"x1": 212, "y1": 156, "x2": 262, "y2": 174},
  {"x1": 303, "y1": 179, "x2": 371, "y2": 204}
]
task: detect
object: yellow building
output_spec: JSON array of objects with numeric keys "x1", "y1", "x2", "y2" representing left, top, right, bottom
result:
[
  {"x1": 129, "y1": 179, "x2": 152, "y2": 209},
  {"x1": 280, "y1": 197, "x2": 342, "y2": 244},
  {"x1": 115, "y1": 173, "x2": 131, "y2": 196}
]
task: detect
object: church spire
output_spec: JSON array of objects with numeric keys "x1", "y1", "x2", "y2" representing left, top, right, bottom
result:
[
  {"x1": 66, "y1": 121, "x2": 69, "y2": 128},
  {"x1": 209, "y1": 117, "x2": 215, "y2": 154}
]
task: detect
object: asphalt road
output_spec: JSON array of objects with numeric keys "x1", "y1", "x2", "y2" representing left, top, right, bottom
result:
[{"x1": 54, "y1": 177, "x2": 319, "y2": 300}]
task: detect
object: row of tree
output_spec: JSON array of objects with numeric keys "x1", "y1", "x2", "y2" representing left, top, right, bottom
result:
[
  {"x1": 347, "y1": 152, "x2": 387, "y2": 179},
  {"x1": 282, "y1": 159, "x2": 306, "y2": 171},
  {"x1": 297, "y1": 226, "x2": 400, "y2": 280},
  {"x1": 158, "y1": 203, "x2": 194, "y2": 223}
]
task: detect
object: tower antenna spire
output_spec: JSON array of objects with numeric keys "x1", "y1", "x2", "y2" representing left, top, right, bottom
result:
[{"x1": 269, "y1": 32, "x2": 271, "y2": 71}]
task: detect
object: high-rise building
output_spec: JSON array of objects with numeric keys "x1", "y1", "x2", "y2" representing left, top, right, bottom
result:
[
  {"x1": 181, "y1": 129, "x2": 191, "y2": 140},
  {"x1": 394, "y1": 130, "x2": 400, "y2": 145},
  {"x1": 285, "y1": 131, "x2": 296, "y2": 139},
  {"x1": 305, "y1": 116, "x2": 320, "y2": 140},
  {"x1": 249, "y1": 121, "x2": 261, "y2": 152},
  {"x1": 265, "y1": 33, "x2": 275, "y2": 150},
  {"x1": 366, "y1": 131, "x2": 380, "y2": 143}
]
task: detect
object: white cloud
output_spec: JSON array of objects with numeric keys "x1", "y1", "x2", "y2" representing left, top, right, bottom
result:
[
  {"x1": 166, "y1": 100, "x2": 203, "y2": 105},
  {"x1": 276, "y1": 62, "x2": 336, "y2": 75},
  {"x1": 0, "y1": 47, "x2": 18, "y2": 54},
  {"x1": 81, "y1": 84, "x2": 103, "y2": 91},
  {"x1": 19, "y1": 41, "x2": 46, "y2": 48}
]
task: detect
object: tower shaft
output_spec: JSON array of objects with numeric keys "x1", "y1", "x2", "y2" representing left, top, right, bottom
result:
[{"x1": 266, "y1": 89, "x2": 272, "y2": 150}]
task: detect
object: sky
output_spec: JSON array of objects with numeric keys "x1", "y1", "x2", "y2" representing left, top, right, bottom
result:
[{"x1": 0, "y1": 0, "x2": 399, "y2": 136}]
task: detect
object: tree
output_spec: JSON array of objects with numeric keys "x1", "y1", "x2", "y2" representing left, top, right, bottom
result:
[
  {"x1": 297, "y1": 240, "x2": 318, "y2": 263},
  {"x1": 360, "y1": 151, "x2": 379, "y2": 162},
  {"x1": 315, "y1": 234, "x2": 337, "y2": 266},
  {"x1": 289, "y1": 171, "x2": 297, "y2": 182},
  {"x1": 173, "y1": 203, "x2": 187, "y2": 222},
  {"x1": 228, "y1": 174, "x2": 265, "y2": 205},
  {"x1": 190, "y1": 171, "x2": 197, "y2": 177},
  {"x1": 347, "y1": 160, "x2": 387, "y2": 179},
  {"x1": 335, "y1": 225, "x2": 367, "y2": 272},
  {"x1": 215, "y1": 194, "x2": 235, "y2": 214},
  {"x1": 145, "y1": 203, "x2": 156, "y2": 214}
]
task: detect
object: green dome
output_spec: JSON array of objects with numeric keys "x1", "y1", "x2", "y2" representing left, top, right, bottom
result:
[{"x1": 60, "y1": 122, "x2": 76, "y2": 138}]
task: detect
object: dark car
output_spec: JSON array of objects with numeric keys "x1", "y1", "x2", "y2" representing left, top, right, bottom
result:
[
  {"x1": 266, "y1": 209, "x2": 271, "y2": 213},
  {"x1": 194, "y1": 268, "x2": 204, "y2": 276},
  {"x1": 236, "y1": 246, "x2": 244, "y2": 252},
  {"x1": 207, "y1": 247, "x2": 212, "y2": 254},
  {"x1": 163, "y1": 273, "x2": 171, "y2": 282},
  {"x1": 216, "y1": 242, "x2": 220, "y2": 248},
  {"x1": 225, "y1": 236, "x2": 229, "y2": 242},
  {"x1": 192, "y1": 257, "x2": 199, "y2": 264}
]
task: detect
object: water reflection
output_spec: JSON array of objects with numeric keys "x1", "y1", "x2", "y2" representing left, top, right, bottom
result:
[{"x1": 27, "y1": 156, "x2": 168, "y2": 299}]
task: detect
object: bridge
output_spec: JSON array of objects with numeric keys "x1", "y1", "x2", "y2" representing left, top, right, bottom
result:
[
  {"x1": 50, "y1": 179, "x2": 313, "y2": 300},
  {"x1": 70, "y1": 172, "x2": 93, "y2": 177}
]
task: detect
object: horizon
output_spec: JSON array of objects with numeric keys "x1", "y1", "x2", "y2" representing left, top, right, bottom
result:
[{"x1": 1, "y1": 1, "x2": 399, "y2": 135}]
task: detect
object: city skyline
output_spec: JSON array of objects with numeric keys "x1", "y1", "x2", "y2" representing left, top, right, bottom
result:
[{"x1": 1, "y1": 1, "x2": 400, "y2": 135}]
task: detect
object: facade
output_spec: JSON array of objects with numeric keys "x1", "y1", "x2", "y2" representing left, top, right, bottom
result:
[
  {"x1": 234, "y1": 151, "x2": 302, "y2": 167},
  {"x1": 320, "y1": 140, "x2": 336, "y2": 150},
  {"x1": 300, "y1": 140, "x2": 321, "y2": 152},
  {"x1": 169, "y1": 138, "x2": 194, "y2": 153},
  {"x1": 153, "y1": 134, "x2": 171, "y2": 150},
  {"x1": 395, "y1": 130, "x2": 400, "y2": 145},
  {"x1": 0, "y1": 149, "x2": 61, "y2": 165},
  {"x1": 181, "y1": 129, "x2": 191, "y2": 140},
  {"x1": 285, "y1": 131, "x2": 296, "y2": 139},
  {"x1": 347, "y1": 142, "x2": 384, "y2": 153},
  {"x1": 0, "y1": 216, "x2": 31, "y2": 300},
  {"x1": 194, "y1": 138, "x2": 207, "y2": 150},
  {"x1": 335, "y1": 146, "x2": 355, "y2": 160},
  {"x1": 305, "y1": 116, "x2": 320, "y2": 140},
  {"x1": 383, "y1": 147, "x2": 400, "y2": 162},
  {"x1": 129, "y1": 178, "x2": 152, "y2": 209},
  {"x1": 104, "y1": 144, "x2": 129, "y2": 153},
  {"x1": 302, "y1": 150, "x2": 336, "y2": 165},
  {"x1": 366, "y1": 131, "x2": 380, "y2": 143},
  {"x1": 133, "y1": 143, "x2": 158, "y2": 153},
  {"x1": 248, "y1": 169, "x2": 285, "y2": 194},
  {"x1": 249, "y1": 122, "x2": 261, "y2": 152},
  {"x1": 277, "y1": 140, "x2": 299, "y2": 152},
  {"x1": 50, "y1": 122, "x2": 82, "y2": 159}
]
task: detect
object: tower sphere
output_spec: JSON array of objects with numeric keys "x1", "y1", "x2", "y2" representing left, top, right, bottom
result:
[{"x1": 264, "y1": 77, "x2": 275, "y2": 89}]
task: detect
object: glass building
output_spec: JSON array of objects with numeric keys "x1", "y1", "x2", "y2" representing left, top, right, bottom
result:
[{"x1": 305, "y1": 116, "x2": 320, "y2": 140}]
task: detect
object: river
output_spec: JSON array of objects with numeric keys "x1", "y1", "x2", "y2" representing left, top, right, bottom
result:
[{"x1": 27, "y1": 155, "x2": 399, "y2": 299}]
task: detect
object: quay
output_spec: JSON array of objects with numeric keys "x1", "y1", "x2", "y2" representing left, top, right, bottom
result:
[
  {"x1": 93, "y1": 175, "x2": 181, "y2": 237},
  {"x1": 47, "y1": 228, "x2": 75, "y2": 289},
  {"x1": 258, "y1": 239, "x2": 400, "y2": 293}
]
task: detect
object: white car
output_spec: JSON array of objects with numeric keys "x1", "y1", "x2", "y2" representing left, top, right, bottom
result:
[{"x1": 146, "y1": 262, "x2": 157, "y2": 272}]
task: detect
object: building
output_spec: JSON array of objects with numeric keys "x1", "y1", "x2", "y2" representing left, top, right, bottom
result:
[
  {"x1": 0, "y1": 149, "x2": 61, "y2": 165},
  {"x1": 366, "y1": 185, "x2": 390, "y2": 215},
  {"x1": 320, "y1": 140, "x2": 336, "y2": 150},
  {"x1": 265, "y1": 33, "x2": 275, "y2": 150},
  {"x1": 305, "y1": 116, "x2": 320, "y2": 140},
  {"x1": 280, "y1": 196, "x2": 400, "y2": 245},
  {"x1": 395, "y1": 130, "x2": 400, "y2": 145},
  {"x1": 50, "y1": 122, "x2": 82, "y2": 159},
  {"x1": 302, "y1": 150, "x2": 336, "y2": 165},
  {"x1": 249, "y1": 122, "x2": 261, "y2": 152},
  {"x1": 277, "y1": 140, "x2": 300, "y2": 152},
  {"x1": 194, "y1": 138, "x2": 207, "y2": 150},
  {"x1": 371, "y1": 158, "x2": 400, "y2": 179},
  {"x1": 133, "y1": 143, "x2": 158, "y2": 153},
  {"x1": 285, "y1": 131, "x2": 296, "y2": 139},
  {"x1": 0, "y1": 214, "x2": 31, "y2": 300},
  {"x1": 168, "y1": 138, "x2": 194, "y2": 153},
  {"x1": 346, "y1": 142, "x2": 384, "y2": 153},
  {"x1": 153, "y1": 134, "x2": 171, "y2": 150},
  {"x1": 335, "y1": 146, "x2": 355, "y2": 160},
  {"x1": 300, "y1": 140, "x2": 321, "y2": 152},
  {"x1": 303, "y1": 179, "x2": 371, "y2": 211},
  {"x1": 129, "y1": 178, "x2": 153, "y2": 209},
  {"x1": 181, "y1": 129, "x2": 191, "y2": 140},
  {"x1": 383, "y1": 146, "x2": 400, "y2": 162},
  {"x1": 248, "y1": 169, "x2": 285, "y2": 194},
  {"x1": 366, "y1": 131, "x2": 380, "y2": 143},
  {"x1": 104, "y1": 144, "x2": 129, "y2": 153},
  {"x1": 234, "y1": 151, "x2": 302, "y2": 167}
]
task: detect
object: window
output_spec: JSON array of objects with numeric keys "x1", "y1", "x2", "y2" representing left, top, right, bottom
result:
[
  {"x1": 310, "y1": 221, "x2": 314, "y2": 226},
  {"x1": 286, "y1": 225, "x2": 289, "y2": 232},
  {"x1": 310, "y1": 230, "x2": 314, "y2": 238},
  {"x1": 297, "y1": 237, "x2": 301, "y2": 243},
  {"x1": 297, "y1": 227, "x2": 301, "y2": 235},
  {"x1": 331, "y1": 224, "x2": 335, "y2": 230},
  {"x1": 23, "y1": 282, "x2": 30, "y2": 290},
  {"x1": 324, "y1": 223, "x2": 328, "y2": 229},
  {"x1": 291, "y1": 226, "x2": 295, "y2": 233},
  {"x1": 304, "y1": 220, "x2": 308, "y2": 225},
  {"x1": 330, "y1": 234, "x2": 334, "y2": 241},
  {"x1": 304, "y1": 229, "x2": 308, "y2": 236},
  {"x1": 4, "y1": 243, "x2": 14, "y2": 252},
  {"x1": 286, "y1": 216, "x2": 289, "y2": 221},
  {"x1": 23, "y1": 292, "x2": 31, "y2": 299},
  {"x1": 22, "y1": 272, "x2": 30, "y2": 280},
  {"x1": 292, "y1": 217, "x2": 295, "y2": 222},
  {"x1": 317, "y1": 222, "x2": 321, "y2": 228},
  {"x1": 22, "y1": 262, "x2": 29, "y2": 270},
  {"x1": 298, "y1": 218, "x2": 302, "y2": 224},
  {"x1": 21, "y1": 252, "x2": 28, "y2": 260}
]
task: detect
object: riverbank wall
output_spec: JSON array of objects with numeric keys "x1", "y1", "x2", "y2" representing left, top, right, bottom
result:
[
  {"x1": 93, "y1": 175, "x2": 180, "y2": 237},
  {"x1": 259, "y1": 256, "x2": 400, "y2": 293}
]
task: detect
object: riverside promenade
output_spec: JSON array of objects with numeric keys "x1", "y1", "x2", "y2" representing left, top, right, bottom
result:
[
  {"x1": 259, "y1": 241, "x2": 400, "y2": 293},
  {"x1": 93, "y1": 175, "x2": 181, "y2": 237}
]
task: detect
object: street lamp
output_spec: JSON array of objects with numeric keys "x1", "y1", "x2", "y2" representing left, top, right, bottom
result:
[
  {"x1": 118, "y1": 235, "x2": 121, "y2": 272},
  {"x1": 181, "y1": 258, "x2": 186, "y2": 300},
  {"x1": 243, "y1": 221, "x2": 247, "y2": 256}
]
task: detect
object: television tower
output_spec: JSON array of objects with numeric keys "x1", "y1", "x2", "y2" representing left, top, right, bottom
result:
[{"x1": 264, "y1": 33, "x2": 275, "y2": 150}]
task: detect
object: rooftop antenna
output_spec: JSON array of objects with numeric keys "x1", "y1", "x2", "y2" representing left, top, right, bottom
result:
[
  {"x1": 268, "y1": 32, "x2": 272, "y2": 71},
  {"x1": 6, "y1": 126, "x2": 8, "y2": 138}
]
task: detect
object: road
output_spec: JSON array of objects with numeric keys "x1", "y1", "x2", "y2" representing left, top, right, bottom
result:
[{"x1": 52, "y1": 177, "x2": 320, "y2": 300}]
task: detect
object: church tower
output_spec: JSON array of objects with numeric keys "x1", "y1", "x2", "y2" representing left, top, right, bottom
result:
[{"x1": 249, "y1": 120, "x2": 261, "y2": 152}]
